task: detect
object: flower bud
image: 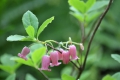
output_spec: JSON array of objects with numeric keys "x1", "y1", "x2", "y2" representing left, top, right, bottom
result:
[
  {"x1": 69, "y1": 45, "x2": 78, "y2": 60},
  {"x1": 50, "y1": 51, "x2": 61, "y2": 67},
  {"x1": 62, "y1": 51, "x2": 70, "y2": 64},
  {"x1": 80, "y1": 43, "x2": 84, "y2": 50},
  {"x1": 18, "y1": 46, "x2": 30, "y2": 60},
  {"x1": 39, "y1": 55, "x2": 51, "y2": 71}
]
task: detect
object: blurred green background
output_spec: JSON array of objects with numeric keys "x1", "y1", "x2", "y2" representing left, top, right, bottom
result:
[{"x1": 0, "y1": 0, "x2": 120, "y2": 80}]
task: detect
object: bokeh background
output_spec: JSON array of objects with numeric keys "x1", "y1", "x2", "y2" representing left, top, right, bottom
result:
[{"x1": 0, "y1": 0, "x2": 120, "y2": 80}]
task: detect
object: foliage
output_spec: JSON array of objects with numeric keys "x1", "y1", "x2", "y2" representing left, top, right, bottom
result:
[
  {"x1": 62, "y1": 74, "x2": 75, "y2": 80},
  {"x1": 102, "y1": 75, "x2": 115, "y2": 80},
  {"x1": 111, "y1": 54, "x2": 120, "y2": 63},
  {"x1": 0, "y1": 0, "x2": 119, "y2": 80}
]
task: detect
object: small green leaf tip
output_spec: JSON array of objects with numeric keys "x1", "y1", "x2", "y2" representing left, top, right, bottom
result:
[
  {"x1": 25, "y1": 26, "x2": 35, "y2": 38},
  {"x1": 37, "y1": 16, "x2": 54, "y2": 39}
]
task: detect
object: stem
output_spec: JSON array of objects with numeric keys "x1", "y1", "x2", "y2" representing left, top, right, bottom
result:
[
  {"x1": 78, "y1": 13, "x2": 86, "y2": 71},
  {"x1": 76, "y1": 0, "x2": 113, "y2": 79},
  {"x1": 80, "y1": 14, "x2": 86, "y2": 43},
  {"x1": 71, "y1": 61, "x2": 79, "y2": 70},
  {"x1": 77, "y1": 59, "x2": 80, "y2": 66},
  {"x1": 45, "y1": 40, "x2": 59, "y2": 44},
  {"x1": 39, "y1": 70, "x2": 50, "y2": 80},
  {"x1": 70, "y1": 66, "x2": 75, "y2": 76},
  {"x1": 72, "y1": 42, "x2": 81, "y2": 45},
  {"x1": 46, "y1": 43, "x2": 62, "y2": 53}
]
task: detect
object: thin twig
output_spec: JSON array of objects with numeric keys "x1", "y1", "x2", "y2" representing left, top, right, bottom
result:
[
  {"x1": 70, "y1": 66, "x2": 75, "y2": 76},
  {"x1": 46, "y1": 43, "x2": 62, "y2": 53},
  {"x1": 76, "y1": 0, "x2": 113, "y2": 79},
  {"x1": 80, "y1": 22, "x2": 85, "y2": 43},
  {"x1": 71, "y1": 61, "x2": 79, "y2": 70},
  {"x1": 39, "y1": 70, "x2": 50, "y2": 80},
  {"x1": 45, "y1": 40, "x2": 59, "y2": 44},
  {"x1": 77, "y1": 59, "x2": 80, "y2": 66},
  {"x1": 79, "y1": 14, "x2": 86, "y2": 43},
  {"x1": 78, "y1": 12, "x2": 86, "y2": 70}
]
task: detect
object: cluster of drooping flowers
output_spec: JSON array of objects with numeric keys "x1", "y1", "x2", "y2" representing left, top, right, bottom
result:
[
  {"x1": 39, "y1": 44, "x2": 79, "y2": 71},
  {"x1": 18, "y1": 43, "x2": 84, "y2": 71}
]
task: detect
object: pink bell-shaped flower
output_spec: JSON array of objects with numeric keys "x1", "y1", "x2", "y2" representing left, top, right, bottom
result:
[
  {"x1": 50, "y1": 51, "x2": 61, "y2": 67},
  {"x1": 62, "y1": 51, "x2": 70, "y2": 64},
  {"x1": 57, "y1": 49, "x2": 64, "y2": 60},
  {"x1": 69, "y1": 45, "x2": 78, "y2": 60},
  {"x1": 18, "y1": 46, "x2": 30, "y2": 60},
  {"x1": 39, "y1": 55, "x2": 51, "y2": 71}
]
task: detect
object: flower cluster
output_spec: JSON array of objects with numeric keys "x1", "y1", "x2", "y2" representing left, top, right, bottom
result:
[
  {"x1": 39, "y1": 45, "x2": 79, "y2": 71},
  {"x1": 18, "y1": 44, "x2": 84, "y2": 71}
]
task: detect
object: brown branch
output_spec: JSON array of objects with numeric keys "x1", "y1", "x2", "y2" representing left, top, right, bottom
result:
[{"x1": 76, "y1": 0, "x2": 113, "y2": 79}]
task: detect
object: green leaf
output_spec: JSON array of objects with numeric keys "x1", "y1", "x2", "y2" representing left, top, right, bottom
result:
[
  {"x1": 25, "y1": 26, "x2": 35, "y2": 38},
  {"x1": 22, "y1": 10, "x2": 39, "y2": 33},
  {"x1": 102, "y1": 75, "x2": 115, "y2": 80},
  {"x1": 49, "y1": 78, "x2": 61, "y2": 80},
  {"x1": 25, "y1": 74, "x2": 36, "y2": 80},
  {"x1": 7, "y1": 35, "x2": 35, "y2": 41},
  {"x1": 112, "y1": 72, "x2": 120, "y2": 80},
  {"x1": 80, "y1": 67, "x2": 98, "y2": 80},
  {"x1": 0, "y1": 54, "x2": 21, "y2": 73},
  {"x1": 37, "y1": 16, "x2": 54, "y2": 38},
  {"x1": 11, "y1": 57, "x2": 34, "y2": 67},
  {"x1": 21, "y1": 36, "x2": 35, "y2": 41},
  {"x1": 88, "y1": 1, "x2": 109, "y2": 12},
  {"x1": 94, "y1": 53, "x2": 120, "y2": 69},
  {"x1": 6, "y1": 73, "x2": 16, "y2": 80},
  {"x1": 0, "y1": 65, "x2": 14, "y2": 73},
  {"x1": 13, "y1": 63, "x2": 21, "y2": 71},
  {"x1": 32, "y1": 47, "x2": 46, "y2": 66},
  {"x1": 29, "y1": 43, "x2": 44, "y2": 53},
  {"x1": 0, "y1": 54, "x2": 15, "y2": 66},
  {"x1": 6, "y1": 35, "x2": 26, "y2": 41},
  {"x1": 61, "y1": 66, "x2": 72, "y2": 75},
  {"x1": 71, "y1": 12, "x2": 84, "y2": 22},
  {"x1": 70, "y1": 7, "x2": 84, "y2": 22},
  {"x1": 86, "y1": 11, "x2": 100, "y2": 23},
  {"x1": 86, "y1": 0, "x2": 96, "y2": 12},
  {"x1": 68, "y1": 0, "x2": 85, "y2": 13},
  {"x1": 111, "y1": 54, "x2": 120, "y2": 63},
  {"x1": 62, "y1": 74, "x2": 75, "y2": 80}
]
